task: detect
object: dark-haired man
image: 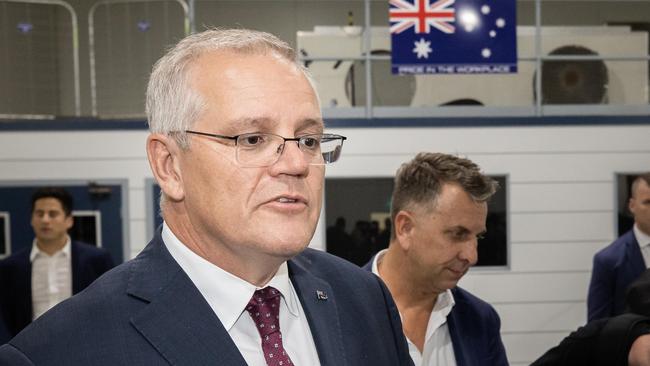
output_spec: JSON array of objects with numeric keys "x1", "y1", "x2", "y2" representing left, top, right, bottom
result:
[
  {"x1": 364, "y1": 152, "x2": 508, "y2": 366},
  {"x1": 0, "y1": 187, "x2": 114, "y2": 340},
  {"x1": 589, "y1": 173, "x2": 650, "y2": 321}
]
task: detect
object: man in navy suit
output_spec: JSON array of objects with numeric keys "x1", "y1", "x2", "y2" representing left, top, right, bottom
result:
[
  {"x1": 364, "y1": 153, "x2": 508, "y2": 366},
  {"x1": 0, "y1": 29, "x2": 412, "y2": 365},
  {"x1": 0, "y1": 187, "x2": 114, "y2": 341},
  {"x1": 588, "y1": 173, "x2": 650, "y2": 321}
]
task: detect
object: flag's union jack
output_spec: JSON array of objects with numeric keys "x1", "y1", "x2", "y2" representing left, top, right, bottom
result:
[{"x1": 389, "y1": 0, "x2": 456, "y2": 35}]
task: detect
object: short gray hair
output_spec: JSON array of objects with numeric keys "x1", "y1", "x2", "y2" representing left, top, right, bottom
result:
[
  {"x1": 146, "y1": 28, "x2": 318, "y2": 148},
  {"x1": 391, "y1": 152, "x2": 499, "y2": 225}
]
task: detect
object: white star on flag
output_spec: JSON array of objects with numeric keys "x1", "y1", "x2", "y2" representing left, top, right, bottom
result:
[{"x1": 412, "y1": 38, "x2": 433, "y2": 59}]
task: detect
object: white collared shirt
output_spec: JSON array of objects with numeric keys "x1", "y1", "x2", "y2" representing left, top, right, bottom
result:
[
  {"x1": 30, "y1": 237, "x2": 73, "y2": 320},
  {"x1": 162, "y1": 222, "x2": 321, "y2": 366},
  {"x1": 372, "y1": 249, "x2": 458, "y2": 366},
  {"x1": 635, "y1": 224, "x2": 650, "y2": 268}
]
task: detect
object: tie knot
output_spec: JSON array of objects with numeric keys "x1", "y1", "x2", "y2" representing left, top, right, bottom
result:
[
  {"x1": 246, "y1": 286, "x2": 282, "y2": 337},
  {"x1": 250, "y1": 286, "x2": 282, "y2": 305}
]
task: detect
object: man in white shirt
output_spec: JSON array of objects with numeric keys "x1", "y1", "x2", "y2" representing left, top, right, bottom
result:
[
  {"x1": 0, "y1": 29, "x2": 412, "y2": 366},
  {"x1": 364, "y1": 152, "x2": 508, "y2": 366},
  {"x1": 589, "y1": 173, "x2": 650, "y2": 321},
  {"x1": 0, "y1": 187, "x2": 114, "y2": 340}
]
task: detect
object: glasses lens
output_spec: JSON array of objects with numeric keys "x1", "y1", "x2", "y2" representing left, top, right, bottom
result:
[
  {"x1": 313, "y1": 135, "x2": 344, "y2": 165},
  {"x1": 235, "y1": 133, "x2": 345, "y2": 167},
  {"x1": 235, "y1": 133, "x2": 285, "y2": 167}
]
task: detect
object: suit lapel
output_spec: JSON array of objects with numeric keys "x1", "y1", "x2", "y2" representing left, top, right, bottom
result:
[
  {"x1": 447, "y1": 293, "x2": 470, "y2": 366},
  {"x1": 288, "y1": 256, "x2": 346, "y2": 366},
  {"x1": 626, "y1": 232, "x2": 646, "y2": 276},
  {"x1": 127, "y1": 236, "x2": 247, "y2": 366},
  {"x1": 70, "y1": 242, "x2": 82, "y2": 294},
  {"x1": 16, "y1": 251, "x2": 33, "y2": 329}
]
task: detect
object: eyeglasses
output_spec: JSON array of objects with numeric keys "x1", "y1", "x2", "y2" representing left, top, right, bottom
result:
[{"x1": 184, "y1": 130, "x2": 347, "y2": 168}]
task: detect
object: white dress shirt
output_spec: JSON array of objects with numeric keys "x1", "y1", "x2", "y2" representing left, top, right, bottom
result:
[
  {"x1": 372, "y1": 249, "x2": 458, "y2": 366},
  {"x1": 635, "y1": 224, "x2": 650, "y2": 268},
  {"x1": 30, "y1": 237, "x2": 72, "y2": 320},
  {"x1": 162, "y1": 222, "x2": 321, "y2": 366}
]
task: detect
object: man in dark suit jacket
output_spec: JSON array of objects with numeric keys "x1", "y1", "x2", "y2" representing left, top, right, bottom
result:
[
  {"x1": 531, "y1": 313, "x2": 650, "y2": 366},
  {"x1": 2, "y1": 230, "x2": 410, "y2": 365},
  {"x1": 0, "y1": 187, "x2": 114, "y2": 340},
  {"x1": 364, "y1": 153, "x2": 508, "y2": 366},
  {"x1": 0, "y1": 28, "x2": 412, "y2": 365},
  {"x1": 530, "y1": 266, "x2": 650, "y2": 366},
  {"x1": 588, "y1": 173, "x2": 650, "y2": 321}
]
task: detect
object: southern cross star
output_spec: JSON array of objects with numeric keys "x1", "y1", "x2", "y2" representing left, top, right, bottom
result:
[{"x1": 412, "y1": 38, "x2": 433, "y2": 59}]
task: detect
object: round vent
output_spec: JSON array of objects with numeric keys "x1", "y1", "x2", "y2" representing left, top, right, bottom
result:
[
  {"x1": 345, "y1": 50, "x2": 416, "y2": 106},
  {"x1": 535, "y1": 45, "x2": 609, "y2": 104}
]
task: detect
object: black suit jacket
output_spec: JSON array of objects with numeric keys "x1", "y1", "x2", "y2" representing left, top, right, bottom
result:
[
  {"x1": 531, "y1": 313, "x2": 650, "y2": 366},
  {"x1": 0, "y1": 231, "x2": 412, "y2": 365},
  {"x1": 0, "y1": 241, "x2": 114, "y2": 339},
  {"x1": 362, "y1": 257, "x2": 508, "y2": 366}
]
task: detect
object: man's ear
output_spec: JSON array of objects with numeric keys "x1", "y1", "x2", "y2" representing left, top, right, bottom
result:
[
  {"x1": 64, "y1": 214, "x2": 74, "y2": 231},
  {"x1": 630, "y1": 196, "x2": 638, "y2": 217},
  {"x1": 394, "y1": 210, "x2": 415, "y2": 251},
  {"x1": 146, "y1": 134, "x2": 185, "y2": 202}
]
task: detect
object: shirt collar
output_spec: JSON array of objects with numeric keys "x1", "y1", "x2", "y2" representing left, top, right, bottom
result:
[
  {"x1": 425, "y1": 289, "x2": 455, "y2": 342},
  {"x1": 161, "y1": 222, "x2": 300, "y2": 331},
  {"x1": 371, "y1": 249, "x2": 388, "y2": 276},
  {"x1": 30, "y1": 236, "x2": 71, "y2": 262},
  {"x1": 635, "y1": 223, "x2": 650, "y2": 248},
  {"x1": 371, "y1": 248, "x2": 456, "y2": 341}
]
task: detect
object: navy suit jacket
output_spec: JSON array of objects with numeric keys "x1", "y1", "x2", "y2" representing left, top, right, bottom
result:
[
  {"x1": 0, "y1": 232, "x2": 412, "y2": 365},
  {"x1": 0, "y1": 241, "x2": 114, "y2": 339},
  {"x1": 363, "y1": 258, "x2": 508, "y2": 366},
  {"x1": 588, "y1": 229, "x2": 646, "y2": 322},
  {"x1": 0, "y1": 312, "x2": 9, "y2": 345}
]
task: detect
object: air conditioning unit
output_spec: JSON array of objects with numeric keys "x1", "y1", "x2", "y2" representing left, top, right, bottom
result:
[{"x1": 297, "y1": 26, "x2": 648, "y2": 107}]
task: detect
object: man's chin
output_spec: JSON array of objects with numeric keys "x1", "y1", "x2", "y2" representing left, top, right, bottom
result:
[
  {"x1": 251, "y1": 219, "x2": 317, "y2": 256},
  {"x1": 270, "y1": 239, "x2": 311, "y2": 258}
]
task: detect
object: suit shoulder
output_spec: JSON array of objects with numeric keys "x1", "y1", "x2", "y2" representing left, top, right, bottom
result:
[
  {"x1": 453, "y1": 286, "x2": 499, "y2": 318},
  {"x1": 13, "y1": 259, "x2": 134, "y2": 334},
  {"x1": 8, "y1": 261, "x2": 136, "y2": 358},
  {"x1": 0, "y1": 248, "x2": 30, "y2": 269},
  {"x1": 72, "y1": 241, "x2": 110, "y2": 256},
  {"x1": 294, "y1": 248, "x2": 383, "y2": 286},
  {"x1": 593, "y1": 230, "x2": 635, "y2": 262}
]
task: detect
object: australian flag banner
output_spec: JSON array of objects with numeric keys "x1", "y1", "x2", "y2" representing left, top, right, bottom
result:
[{"x1": 390, "y1": 0, "x2": 517, "y2": 74}]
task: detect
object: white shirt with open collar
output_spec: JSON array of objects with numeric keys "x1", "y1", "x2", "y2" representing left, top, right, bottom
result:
[{"x1": 372, "y1": 249, "x2": 458, "y2": 366}]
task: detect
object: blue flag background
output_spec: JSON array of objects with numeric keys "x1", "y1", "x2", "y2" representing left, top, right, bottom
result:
[{"x1": 390, "y1": 0, "x2": 517, "y2": 74}]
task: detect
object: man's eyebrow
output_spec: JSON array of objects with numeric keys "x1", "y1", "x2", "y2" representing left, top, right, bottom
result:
[
  {"x1": 224, "y1": 117, "x2": 275, "y2": 131},
  {"x1": 223, "y1": 117, "x2": 324, "y2": 133},
  {"x1": 444, "y1": 226, "x2": 470, "y2": 234},
  {"x1": 297, "y1": 118, "x2": 325, "y2": 132}
]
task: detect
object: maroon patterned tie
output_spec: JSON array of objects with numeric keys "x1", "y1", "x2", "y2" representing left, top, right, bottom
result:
[{"x1": 246, "y1": 286, "x2": 295, "y2": 366}]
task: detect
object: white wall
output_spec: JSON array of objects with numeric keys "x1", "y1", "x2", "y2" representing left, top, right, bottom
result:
[{"x1": 1, "y1": 122, "x2": 649, "y2": 364}]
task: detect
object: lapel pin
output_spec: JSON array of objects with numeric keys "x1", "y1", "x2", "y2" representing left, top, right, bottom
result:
[{"x1": 316, "y1": 290, "x2": 328, "y2": 301}]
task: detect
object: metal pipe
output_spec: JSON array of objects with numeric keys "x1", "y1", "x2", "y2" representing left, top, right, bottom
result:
[
  {"x1": 534, "y1": 0, "x2": 542, "y2": 116},
  {"x1": 364, "y1": 0, "x2": 372, "y2": 118}
]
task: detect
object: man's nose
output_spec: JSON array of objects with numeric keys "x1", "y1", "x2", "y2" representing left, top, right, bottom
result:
[
  {"x1": 459, "y1": 239, "x2": 479, "y2": 266},
  {"x1": 271, "y1": 140, "x2": 310, "y2": 175}
]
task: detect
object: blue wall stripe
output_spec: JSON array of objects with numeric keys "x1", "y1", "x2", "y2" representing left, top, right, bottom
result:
[{"x1": 0, "y1": 115, "x2": 649, "y2": 131}]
